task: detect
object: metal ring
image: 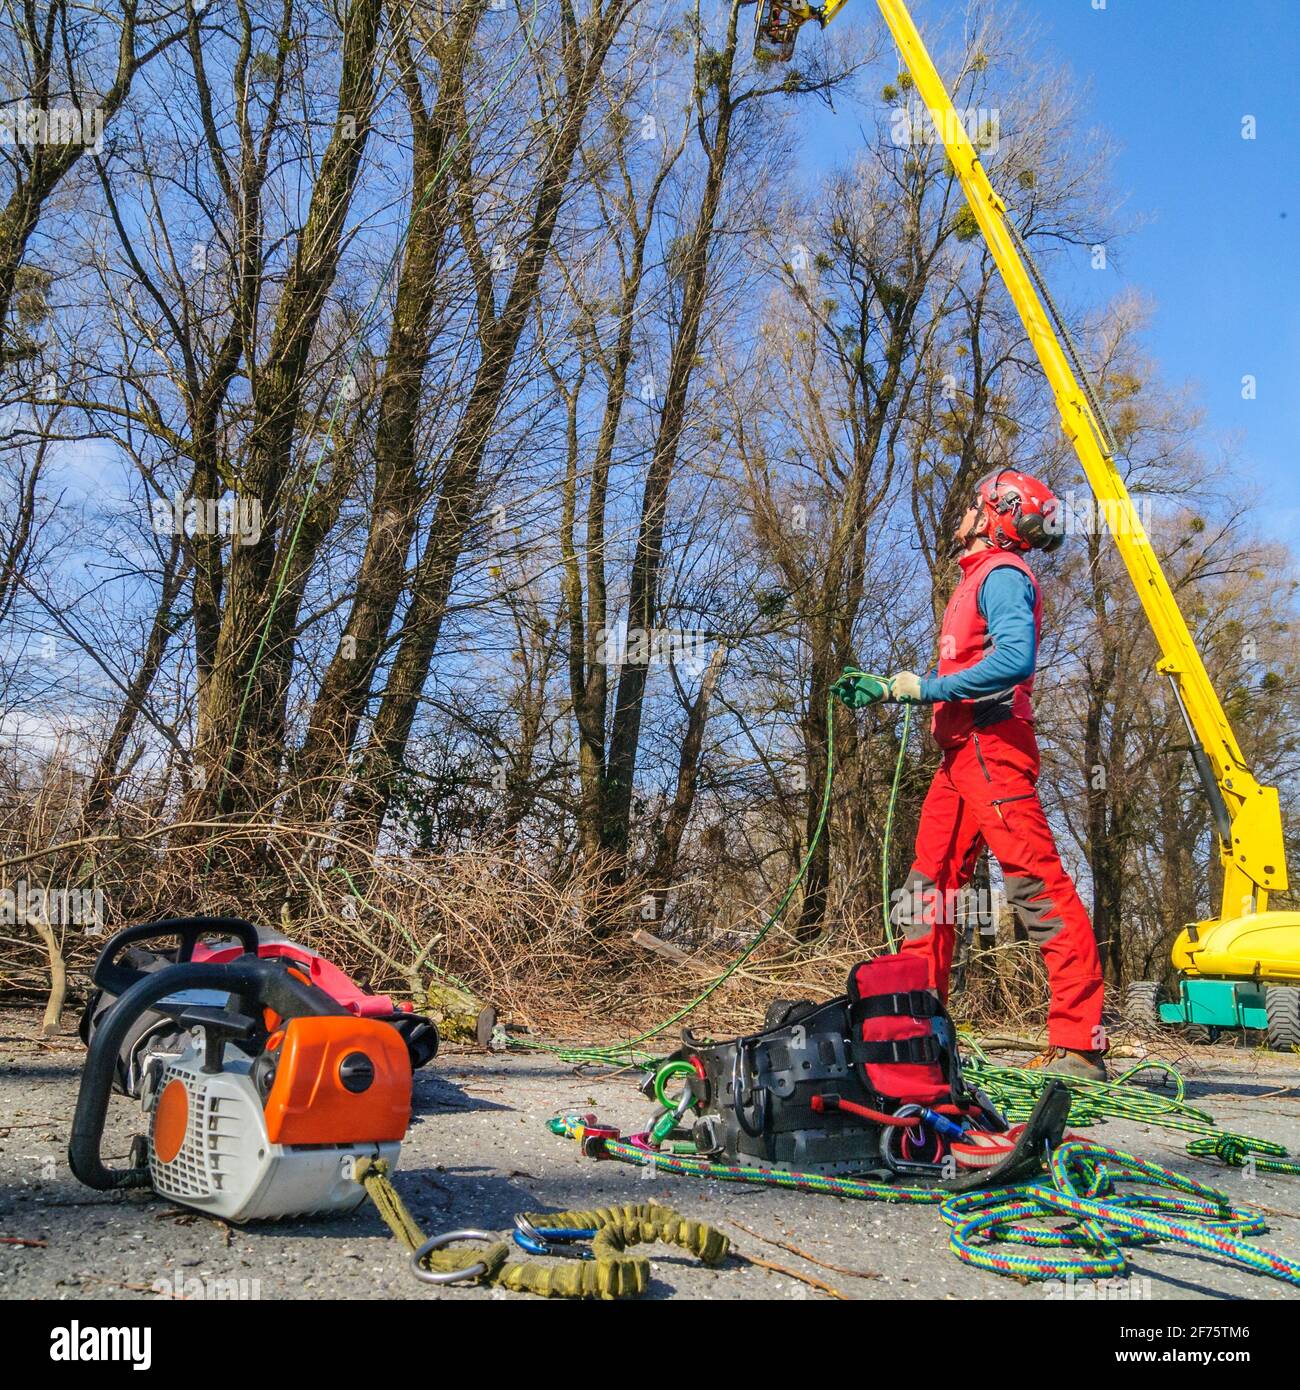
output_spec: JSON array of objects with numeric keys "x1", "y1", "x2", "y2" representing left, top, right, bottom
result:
[
  {"x1": 410, "y1": 1229, "x2": 497, "y2": 1285},
  {"x1": 653, "y1": 1059, "x2": 699, "y2": 1111}
]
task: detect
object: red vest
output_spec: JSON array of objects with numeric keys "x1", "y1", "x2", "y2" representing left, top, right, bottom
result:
[{"x1": 931, "y1": 547, "x2": 1041, "y2": 749}]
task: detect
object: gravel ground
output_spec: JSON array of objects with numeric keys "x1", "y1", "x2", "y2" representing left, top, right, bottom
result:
[{"x1": 2, "y1": 1008, "x2": 1299, "y2": 1302}]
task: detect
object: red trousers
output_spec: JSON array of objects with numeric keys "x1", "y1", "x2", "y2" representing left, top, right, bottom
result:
[{"x1": 893, "y1": 718, "x2": 1104, "y2": 1052}]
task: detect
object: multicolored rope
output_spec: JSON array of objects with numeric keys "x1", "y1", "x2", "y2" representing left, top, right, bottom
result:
[
  {"x1": 550, "y1": 1118, "x2": 1300, "y2": 1289},
  {"x1": 939, "y1": 1140, "x2": 1300, "y2": 1285},
  {"x1": 1185, "y1": 1132, "x2": 1300, "y2": 1175},
  {"x1": 549, "y1": 1116, "x2": 944, "y2": 1204}
]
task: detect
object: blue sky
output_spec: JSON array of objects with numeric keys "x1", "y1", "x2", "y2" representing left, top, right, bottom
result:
[
  {"x1": 1038, "y1": 0, "x2": 1300, "y2": 540},
  {"x1": 837, "y1": 0, "x2": 1299, "y2": 540}
]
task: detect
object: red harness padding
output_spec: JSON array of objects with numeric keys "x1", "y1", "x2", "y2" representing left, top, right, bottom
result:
[
  {"x1": 931, "y1": 547, "x2": 1041, "y2": 750},
  {"x1": 847, "y1": 954, "x2": 952, "y2": 1106}
]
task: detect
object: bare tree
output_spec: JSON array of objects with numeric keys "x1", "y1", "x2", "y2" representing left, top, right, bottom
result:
[
  {"x1": 0, "y1": 0, "x2": 185, "y2": 361},
  {"x1": 345, "y1": 0, "x2": 641, "y2": 846}
]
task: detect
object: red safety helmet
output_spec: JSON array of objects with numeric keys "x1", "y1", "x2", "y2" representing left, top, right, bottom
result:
[{"x1": 973, "y1": 468, "x2": 1064, "y2": 553}]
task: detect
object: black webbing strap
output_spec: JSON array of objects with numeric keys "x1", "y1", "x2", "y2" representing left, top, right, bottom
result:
[
  {"x1": 851, "y1": 1034, "x2": 941, "y2": 1066},
  {"x1": 851, "y1": 989, "x2": 941, "y2": 1021}
]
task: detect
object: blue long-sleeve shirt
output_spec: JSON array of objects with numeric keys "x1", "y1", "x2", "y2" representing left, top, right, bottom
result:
[{"x1": 919, "y1": 566, "x2": 1037, "y2": 702}]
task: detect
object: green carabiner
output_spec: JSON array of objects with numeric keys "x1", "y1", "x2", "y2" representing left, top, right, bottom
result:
[{"x1": 653, "y1": 1059, "x2": 699, "y2": 1112}]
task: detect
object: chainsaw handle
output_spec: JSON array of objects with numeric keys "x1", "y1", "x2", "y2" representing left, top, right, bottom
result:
[
  {"x1": 91, "y1": 917, "x2": 261, "y2": 997},
  {"x1": 69, "y1": 959, "x2": 342, "y2": 1192}
]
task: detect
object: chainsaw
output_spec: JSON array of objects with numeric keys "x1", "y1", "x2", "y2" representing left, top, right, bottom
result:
[
  {"x1": 78, "y1": 917, "x2": 439, "y2": 1098},
  {"x1": 69, "y1": 930, "x2": 413, "y2": 1222}
]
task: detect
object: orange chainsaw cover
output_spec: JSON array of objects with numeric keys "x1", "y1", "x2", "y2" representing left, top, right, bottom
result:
[{"x1": 263, "y1": 1015, "x2": 412, "y2": 1146}]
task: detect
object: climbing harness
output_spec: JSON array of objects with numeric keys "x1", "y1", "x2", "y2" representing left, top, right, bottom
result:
[
  {"x1": 654, "y1": 953, "x2": 1007, "y2": 1178},
  {"x1": 357, "y1": 1158, "x2": 729, "y2": 1299}
]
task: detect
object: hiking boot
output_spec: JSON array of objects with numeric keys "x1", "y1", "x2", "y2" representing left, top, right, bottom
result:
[{"x1": 1024, "y1": 1045, "x2": 1107, "y2": 1083}]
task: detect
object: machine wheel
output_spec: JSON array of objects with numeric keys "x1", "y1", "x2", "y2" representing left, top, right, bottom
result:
[
  {"x1": 1265, "y1": 986, "x2": 1300, "y2": 1054},
  {"x1": 1123, "y1": 981, "x2": 1163, "y2": 1028}
]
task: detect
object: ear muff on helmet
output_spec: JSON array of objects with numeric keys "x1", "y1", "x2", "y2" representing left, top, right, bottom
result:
[{"x1": 1016, "y1": 506, "x2": 1065, "y2": 553}]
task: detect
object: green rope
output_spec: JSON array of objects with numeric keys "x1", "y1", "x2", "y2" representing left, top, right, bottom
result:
[
  {"x1": 1185, "y1": 1135, "x2": 1300, "y2": 1175},
  {"x1": 359, "y1": 1156, "x2": 730, "y2": 1298},
  {"x1": 957, "y1": 1043, "x2": 1300, "y2": 1178},
  {"x1": 549, "y1": 1116, "x2": 1300, "y2": 1289},
  {"x1": 880, "y1": 702, "x2": 911, "y2": 951},
  {"x1": 834, "y1": 667, "x2": 911, "y2": 952},
  {"x1": 964, "y1": 1041, "x2": 1205, "y2": 1123},
  {"x1": 508, "y1": 689, "x2": 845, "y2": 1065}
]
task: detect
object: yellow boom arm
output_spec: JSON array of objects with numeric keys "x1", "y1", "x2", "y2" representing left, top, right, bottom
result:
[{"x1": 759, "y1": 0, "x2": 1288, "y2": 923}]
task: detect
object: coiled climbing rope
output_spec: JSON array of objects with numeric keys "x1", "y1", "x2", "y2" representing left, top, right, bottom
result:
[
  {"x1": 549, "y1": 1116, "x2": 1300, "y2": 1290},
  {"x1": 961, "y1": 1040, "x2": 1297, "y2": 1167},
  {"x1": 942, "y1": 1140, "x2": 1300, "y2": 1286}
]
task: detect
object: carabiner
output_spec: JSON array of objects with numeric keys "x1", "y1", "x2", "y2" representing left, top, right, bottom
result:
[
  {"x1": 512, "y1": 1214, "x2": 596, "y2": 1259},
  {"x1": 648, "y1": 1087, "x2": 696, "y2": 1147}
]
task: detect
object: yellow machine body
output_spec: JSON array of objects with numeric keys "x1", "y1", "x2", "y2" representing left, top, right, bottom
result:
[{"x1": 1172, "y1": 912, "x2": 1300, "y2": 983}]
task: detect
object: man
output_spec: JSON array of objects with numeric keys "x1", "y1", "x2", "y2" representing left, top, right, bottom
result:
[{"x1": 834, "y1": 469, "x2": 1106, "y2": 1079}]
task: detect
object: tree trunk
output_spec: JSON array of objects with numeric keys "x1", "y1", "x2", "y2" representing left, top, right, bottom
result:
[
  {"x1": 346, "y1": 1, "x2": 632, "y2": 845},
  {"x1": 185, "y1": 0, "x2": 384, "y2": 825},
  {"x1": 649, "y1": 645, "x2": 727, "y2": 920},
  {"x1": 293, "y1": 4, "x2": 482, "y2": 822},
  {"x1": 603, "y1": 12, "x2": 741, "y2": 868},
  {"x1": 82, "y1": 536, "x2": 189, "y2": 826}
]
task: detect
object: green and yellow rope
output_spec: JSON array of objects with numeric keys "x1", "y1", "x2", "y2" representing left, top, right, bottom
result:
[{"x1": 549, "y1": 1116, "x2": 1300, "y2": 1289}]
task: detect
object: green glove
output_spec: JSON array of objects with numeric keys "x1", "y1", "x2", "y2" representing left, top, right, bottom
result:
[{"x1": 831, "y1": 669, "x2": 889, "y2": 709}]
